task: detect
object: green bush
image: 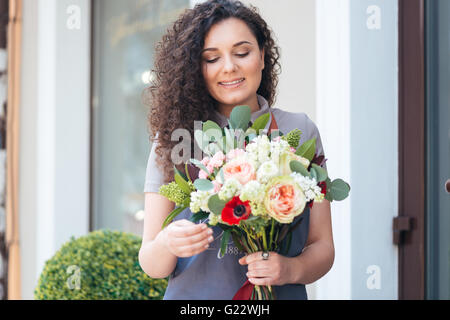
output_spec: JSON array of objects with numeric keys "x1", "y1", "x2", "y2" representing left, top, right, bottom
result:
[{"x1": 34, "y1": 229, "x2": 167, "y2": 300}]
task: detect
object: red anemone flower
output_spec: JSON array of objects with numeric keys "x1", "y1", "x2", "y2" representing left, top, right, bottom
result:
[{"x1": 221, "y1": 196, "x2": 251, "y2": 225}]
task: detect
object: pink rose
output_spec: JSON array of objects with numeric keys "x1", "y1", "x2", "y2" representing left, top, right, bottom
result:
[
  {"x1": 209, "y1": 151, "x2": 225, "y2": 169},
  {"x1": 199, "y1": 170, "x2": 209, "y2": 180},
  {"x1": 223, "y1": 157, "x2": 256, "y2": 185}
]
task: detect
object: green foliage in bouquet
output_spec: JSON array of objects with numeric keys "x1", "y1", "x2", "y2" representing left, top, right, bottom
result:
[
  {"x1": 159, "y1": 104, "x2": 350, "y2": 229},
  {"x1": 34, "y1": 229, "x2": 167, "y2": 300},
  {"x1": 281, "y1": 128, "x2": 302, "y2": 149},
  {"x1": 159, "y1": 181, "x2": 195, "y2": 206}
]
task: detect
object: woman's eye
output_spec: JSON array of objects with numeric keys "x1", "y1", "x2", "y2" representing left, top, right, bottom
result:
[
  {"x1": 205, "y1": 52, "x2": 249, "y2": 64},
  {"x1": 206, "y1": 58, "x2": 219, "y2": 63}
]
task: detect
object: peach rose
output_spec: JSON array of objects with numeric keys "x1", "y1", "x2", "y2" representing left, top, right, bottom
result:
[
  {"x1": 264, "y1": 176, "x2": 306, "y2": 223},
  {"x1": 223, "y1": 157, "x2": 256, "y2": 185}
]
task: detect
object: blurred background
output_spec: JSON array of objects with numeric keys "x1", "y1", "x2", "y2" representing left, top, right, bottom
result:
[{"x1": 0, "y1": 0, "x2": 448, "y2": 300}]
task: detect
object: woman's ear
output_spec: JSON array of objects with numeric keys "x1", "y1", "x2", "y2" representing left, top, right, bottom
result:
[{"x1": 261, "y1": 48, "x2": 265, "y2": 71}]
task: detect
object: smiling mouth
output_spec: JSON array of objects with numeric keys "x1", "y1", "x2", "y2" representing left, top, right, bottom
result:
[{"x1": 218, "y1": 78, "x2": 245, "y2": 87}]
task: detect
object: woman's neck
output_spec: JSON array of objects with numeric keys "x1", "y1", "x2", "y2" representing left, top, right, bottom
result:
[{"x1": 217, "y1": 95, "x2": 260, "y2": 118}]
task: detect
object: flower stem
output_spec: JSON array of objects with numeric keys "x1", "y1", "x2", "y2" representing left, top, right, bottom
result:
[
  {"x1": 262, "y1": 228, "x2": 268, "y2": 252},
  {"x1": 255, "y1": 285, "x2": 262, "y2": 300},
  {"x1": 269, "y1": 219, "x2": 275, "y2": 250}
]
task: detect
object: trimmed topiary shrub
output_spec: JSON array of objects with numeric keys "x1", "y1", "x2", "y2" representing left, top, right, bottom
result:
[{"x1": 34, "y1": 229, "x2": 167, "y2": 300}]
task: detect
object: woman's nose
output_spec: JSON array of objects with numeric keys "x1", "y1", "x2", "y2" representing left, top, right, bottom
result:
[{"x1": 222, "y1": 56, "x2": 237, "y2": 73}]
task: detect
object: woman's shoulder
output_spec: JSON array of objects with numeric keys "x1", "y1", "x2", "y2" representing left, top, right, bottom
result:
[{"x1": 270, "y1": 107, "x2": 318, "y2": 136}]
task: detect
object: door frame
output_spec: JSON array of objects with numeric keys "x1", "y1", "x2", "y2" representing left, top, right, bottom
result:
[{"x1": 397, "y1": 0, "x2": 426, "y2": 300}]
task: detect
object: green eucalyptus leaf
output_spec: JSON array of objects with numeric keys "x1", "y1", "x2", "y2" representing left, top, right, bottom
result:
[
  {"x1": 290, "y1": 160, "x2": 311, "y2": 178},
  {"x1": 310, "y1": 167, "x2": 318, "y2": 181},
  {"x1": 235, "y1": 129, "x2": 246, "y2": 149},
  {"x1": 311, "y1": 164, "x2": 328, "y2": 182},
  {"x1": 205, "y1": 142, "x2": 222, "y2": 155},
  {"x1": 324, "y1": 177, "x2": 333, "y2": 202},
  {"x1": 216, "y1": 167, "x2": 225, "y2": 184},
  {"x1": 208, "y1": 194, "x2": 227, "y2": 215},
  {"x1": 329, "y1": 179, "x2": 350, "y2": 201},
  {"x1": 224, "y1": 127, "x2": 235, "y2": 152},
  {"x1": 203, "y1": 121, "x2": 222, "y2": 135},
  {"x1": 203, "y1": 123, "x2": 224, "y2": 152},
  {"x1": 217, "y1": 136, "x2": 226, "y2": 152},
  {"x1": 194, "y1": 179, "x2": 214, "y2": 191},
  {"x1": 194, "y1": 130, "x2": 211, "y2": 156},
  {"x1": 230, "y1": 105, "x2": 251, "y2": 131}
]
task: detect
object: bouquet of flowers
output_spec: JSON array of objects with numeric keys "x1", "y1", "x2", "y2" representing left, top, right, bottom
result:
[{"x1": 158, "y1": 106, "x2": 350, "y2": 300}]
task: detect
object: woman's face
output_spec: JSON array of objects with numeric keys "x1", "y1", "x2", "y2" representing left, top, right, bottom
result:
[{"x1": 201, "y1": 18, "x2": 265, "y2": 110}]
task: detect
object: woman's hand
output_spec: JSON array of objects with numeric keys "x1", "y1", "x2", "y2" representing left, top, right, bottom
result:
[
  {"x1": 238, "y1": 251, "x2": 295, "y2": 286},
  {"x1": 162, "y1": 219, "x2": 215, "y2": 258}
]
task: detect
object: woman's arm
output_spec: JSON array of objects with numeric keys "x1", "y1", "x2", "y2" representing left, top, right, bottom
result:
[
  {"x1": 138, "y1": 192, "x2": 178, "y2": 279},
  {"x1": 286, "y1": 199, "x2": 335, "y2": 285},
  {"x1": 239, "y1": 199, "x2": 335, "y2": 286}
]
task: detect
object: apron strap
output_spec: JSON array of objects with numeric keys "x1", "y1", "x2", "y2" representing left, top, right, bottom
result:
[{"x1": 268, "y1": 111, "x2": 279, "y2": 135}]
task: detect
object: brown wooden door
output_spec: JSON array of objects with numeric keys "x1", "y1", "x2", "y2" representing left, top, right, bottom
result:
[{"x1": 397, "y1": 0, "x2": 426, "y2": 300}]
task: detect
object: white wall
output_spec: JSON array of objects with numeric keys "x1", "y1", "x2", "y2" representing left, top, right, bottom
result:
[
  {"x1": 315, "y1": 0, "x2": 399, "y2": 299},
  {"x1": 242, "y1": 0, "x2": 317, "y2": 121},
  {"x1": 315, "y1": 0, "x2": 352, "y2": 299},
  {"x1": 19, "y1": 0, "x2": 91, "y2": 299}
]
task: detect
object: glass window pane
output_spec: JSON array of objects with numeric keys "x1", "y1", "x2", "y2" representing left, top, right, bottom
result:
[{"x1": 91, "y1": 0, "x2": 190, "y2": 235}]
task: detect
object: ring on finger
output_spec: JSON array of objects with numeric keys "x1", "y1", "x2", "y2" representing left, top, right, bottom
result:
[{"x1": 262, "y1": 251, "x2": 270, "y2": 260}]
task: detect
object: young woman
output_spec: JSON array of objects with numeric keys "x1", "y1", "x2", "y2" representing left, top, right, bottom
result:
[{"x1": 139, "y1": 0, "x2": 334, "y2": 300}]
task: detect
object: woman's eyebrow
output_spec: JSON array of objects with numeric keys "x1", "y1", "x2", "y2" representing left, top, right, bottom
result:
[{"x1": 201, "y1": 41, "x2": 252, "y2": 53}]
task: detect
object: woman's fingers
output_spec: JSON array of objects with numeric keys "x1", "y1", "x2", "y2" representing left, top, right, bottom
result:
[
  {"x1": 171, "y1": 220, "x2": 208, "y2": 238},
  {"x1": 165, "y1": 219, "x2": 214, "y2": 257},
  {"x1": 248, "y1": 277, "x2": 272, "y2": 287},
  {"x1": 177, "y1": 236, "x2": 214, "y2": 257},
  {"x1": 170, "y1": 227, "x2": 214, "y2": 246},
  {"x1": 246, "y1": 266, "x2": 270, "y2": 278}
]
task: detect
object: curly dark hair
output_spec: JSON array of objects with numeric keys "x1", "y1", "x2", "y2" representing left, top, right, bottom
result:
[{"x1": 144, "y1": 0, "x2": 281, "y2": 184}]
